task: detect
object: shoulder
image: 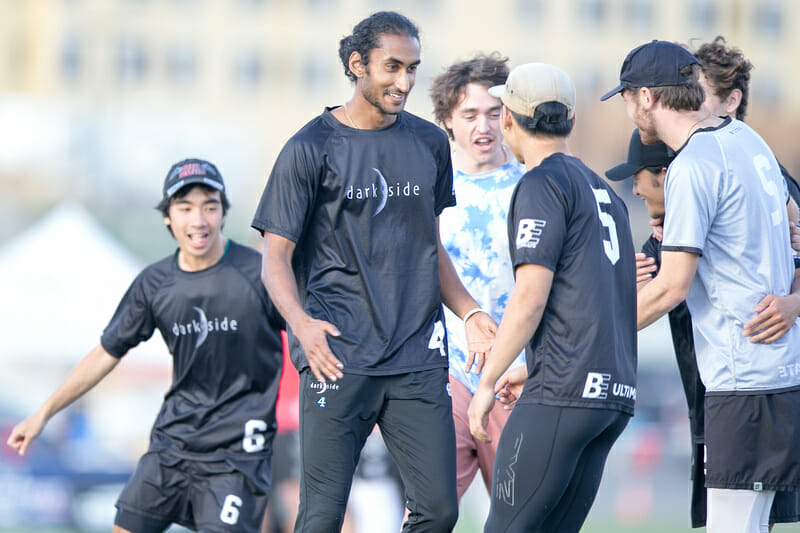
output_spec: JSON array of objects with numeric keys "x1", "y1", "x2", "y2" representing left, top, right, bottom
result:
[
  {"x1": 281, "y1": 111, "x2": 337, "y2": 153},
  {"x1": 401, "y1": 112, "x2": 449, "y2": 145}
]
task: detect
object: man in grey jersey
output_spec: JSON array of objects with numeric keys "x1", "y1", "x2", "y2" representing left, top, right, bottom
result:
[{"x1": 603, "y1": 40, "x2": 800, "y2": 533}]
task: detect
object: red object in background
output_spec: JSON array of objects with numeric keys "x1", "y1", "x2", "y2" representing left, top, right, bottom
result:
[{"x1": 275, "y1": 330, "x2": 300, "y2": 434}]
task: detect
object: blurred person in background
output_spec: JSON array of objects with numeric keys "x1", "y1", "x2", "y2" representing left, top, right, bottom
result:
[
  {"x1": 252, "y1": 11, "x2": 495, "y2": 532},
  {"x1": 429, "y1": 52, "x2": 526, "y2": 503},
  {"x1": 7, "y1": 158, "x2": 285, "y2": 533}
]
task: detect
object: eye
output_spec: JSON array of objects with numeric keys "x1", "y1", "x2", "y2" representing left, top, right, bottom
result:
[
  {"x1": 490, "y1": 112, "x2": 501, "y2": 119},
  {"x1": 463, "y1": 114, "x2": 475, "y2": 121},
  {"x1": 386, "y1": 63, "x2": 398, "y2": 71},
  {"x1": 407, "y1": 65, "x2": 418, "y2": 74}
]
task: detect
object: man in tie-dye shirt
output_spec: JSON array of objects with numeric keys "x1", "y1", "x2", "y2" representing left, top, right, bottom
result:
[{"x1": 431, "y1": 53, "x2": 526, "y2": 501}]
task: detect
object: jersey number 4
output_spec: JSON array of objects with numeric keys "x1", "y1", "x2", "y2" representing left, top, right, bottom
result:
[{"x1": 592, "y1": 188, "x2": 620, "y2": 265}]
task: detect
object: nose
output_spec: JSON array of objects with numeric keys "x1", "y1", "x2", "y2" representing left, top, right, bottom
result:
[
  {"x1": 477, "y1": 114, "x2": 491, "y2": 133},
  {"x1": 396, "y1": 72, "x2": 411, "y2": 93},
  {"x1": 632, "y1": 182, "x2": 640, "y2": 197}
]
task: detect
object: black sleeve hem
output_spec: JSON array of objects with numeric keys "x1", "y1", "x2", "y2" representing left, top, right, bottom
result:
[{"x1": 661, "y1": 245, "x2": 703, "y2": 257}]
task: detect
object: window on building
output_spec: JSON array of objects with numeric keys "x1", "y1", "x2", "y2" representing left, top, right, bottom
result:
[
  {"x1": 116, "y1": 37, "x2": 147, "y2": 84},
  {"x1": 579, "y1": 0, "x2": 605, "y2": 27},
  {"x1": 754, "y1": 1, "x2": 782, "y2": 38},
  {"x1": 690, "y1": 0, "x2": 717, "y2": 32},
  {"x1": 517, "y1": 0, "x2": 542, "y2": 19},
  {"x1": 234, "y1": 48, "x2": 264, "y2": 88},
  {"x1": 303, "y1": 54, "x2": 332, "y2": 91},
  {"x1": 625, "y1": 0, "x2": 652, "y2": 28},
  {"x1": 61, "y1": 35, "x2": 81, "y2": 82},
  {"x1": 166, "y1": 45, "x2": 196, "y2": 85}
]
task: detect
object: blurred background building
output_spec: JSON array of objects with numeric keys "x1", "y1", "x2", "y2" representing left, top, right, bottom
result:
[{"x1": 1, "y1": 0, "x2": 799, "y2": 531}]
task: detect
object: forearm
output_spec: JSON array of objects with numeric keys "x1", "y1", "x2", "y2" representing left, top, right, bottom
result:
[
  {"x1": 637, "y1": 276, "x2": 685, "y2": 329},
  {"x1": 261, "y1": 235, "x2": 313, "y2": 332},
  {"x1": 478, "y1": 292, "x2": 543, "y2": 388},
  {"x1": 39, "y1": 345, "x2": 119, "y2": 420}
]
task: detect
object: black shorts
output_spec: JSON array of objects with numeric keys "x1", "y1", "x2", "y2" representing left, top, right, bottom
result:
[
  {"x1": 485, "y1": 403, "x2": 629, "y2": 533},
  {"x1": 705, "y1": 389, "x2": 800, "y2": 491},
  {"x1": 690, "y1": 440, "x2": 800, "y2": 527},
  {"x1": 115, "y1": 451, "x2": 270, "y2": 533}
]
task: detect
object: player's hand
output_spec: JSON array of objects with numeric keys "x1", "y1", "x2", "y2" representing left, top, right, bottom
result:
[
  {"x1": 649, "y1": 217, "x2": 664, "y2": 242},
  {"x1": 790, "y1": 223, "x2": 800, "y2": 253},
  {"x1": 294, "y1": 315, "x2": 343, "y2": 383},
  {"x1": 6, "y1": 412, "x2": 47, "y2": 456},
  {"x1": 468, "y1": 384, "x2": 496, "y2": 443},
  {"x1": 464, "y1": 311, "x2": 497, "y2": 375},
  {"x1": 635, "y1": 253, "x2": 657, "y2": 285},
  {"x1": 742, "y1": 294, "x2": 800, "y2": 344},
  {"x1": 495, "y1": 366, "x2": 528, "y2": 410}
]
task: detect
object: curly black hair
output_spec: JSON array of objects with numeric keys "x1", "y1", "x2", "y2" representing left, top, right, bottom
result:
[{"x1": 338, "y1": 11, "x2": 419, "y2": 82}]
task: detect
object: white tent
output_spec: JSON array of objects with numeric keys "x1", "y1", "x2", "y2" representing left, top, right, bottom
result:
[{"x1": 0, "y1": 203, "x2": 171, "y2": 460}]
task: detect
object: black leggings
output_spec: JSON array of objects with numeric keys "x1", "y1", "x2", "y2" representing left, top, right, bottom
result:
[{"x1": 485, "y1": 403, "x2": 629, "y2": 533}]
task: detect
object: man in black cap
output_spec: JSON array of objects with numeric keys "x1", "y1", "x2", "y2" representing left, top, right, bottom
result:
[
  {"x1": 604, "y1": 40, "x2": 800, "y2": 533},
  {"x1": 7, "y1": 159, "x2": 286, "y2": 533}
]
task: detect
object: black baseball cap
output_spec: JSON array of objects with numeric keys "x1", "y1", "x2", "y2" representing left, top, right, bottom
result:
[
  {"x1": 162, "y1": 158, "x2": 225, "y2": 200},
  {"x1": 600, "y1": 40, "x2": 699, "y2": 101},
  {"x1": 605, "y1": 129, "x2": 675, "y2": 181}
]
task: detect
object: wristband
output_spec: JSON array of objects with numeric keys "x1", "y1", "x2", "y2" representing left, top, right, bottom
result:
[{"x1": 462, "y1": 308, "x2": 486, "y2": 323}]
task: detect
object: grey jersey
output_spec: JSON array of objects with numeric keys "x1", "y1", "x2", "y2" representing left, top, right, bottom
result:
[{"x1": 662, "y1": 118, "x2": 800, "y2": 394}]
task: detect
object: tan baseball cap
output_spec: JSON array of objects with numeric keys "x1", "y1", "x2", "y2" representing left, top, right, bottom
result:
[{"x1": 489, "y1": 62, "x2": 576, "y2": 119}]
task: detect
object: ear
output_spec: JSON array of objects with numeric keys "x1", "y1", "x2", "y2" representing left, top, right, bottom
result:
[
  {"x1": 500, "y1": 106, "x2": 513, "y2": 132},
  {"x1": 443, "y1": 116, "x2": 453, "y2": 131},
  {"x1": 348, "y1": 51, "x2": 364, "y2": 80},
  {"x1": 724, "y1": 88, "x2": 742, "y2": 117},
  {"x1": 639, "y1": 87, "x2": 656, "y2": 109},
  {"x1": 163, "y1": 216, "x2": 172, "y2": 227}
]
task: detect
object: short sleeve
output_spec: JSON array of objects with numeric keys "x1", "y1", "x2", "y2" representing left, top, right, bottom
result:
[
  {"x1": 508, "y1": 172, "x2": 567, "y2": 271},
  {"x1": 431, "y1": 130, "x2": 456, "y2": 215},
  {"x1": 100, "y1": 273, "x2": 157, "y2": 358},
  {"x1": 251, "y1": 137, "x2": 319, "y2": 241},
  {"x1": 661, "y1": 155, "x2": 717, "y2": 256}
]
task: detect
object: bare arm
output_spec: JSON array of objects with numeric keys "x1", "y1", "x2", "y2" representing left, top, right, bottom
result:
[
  {"x1": 468, "y1": 263, "x2": 554, "y2": 442},
  {"x1": 743, "y1": 267, "x2": 800, "y2": 343},
  {"x1": 6, "y1": 344, "x2": 119, "y2": 455},
  {"x1": 261, "y1": 233, "x2": 342, "y2": 383},
  {"x1": 637, "y1": 250, "x2": 699, "y2": 330},
  {"x1": 436, "y1": 217, "x2": 497, "y2": 373}
]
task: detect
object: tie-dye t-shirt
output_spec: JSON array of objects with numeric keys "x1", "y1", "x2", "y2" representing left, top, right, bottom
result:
[{"x1": 439, "y1": 155, "x2": 526, "y2": 394}]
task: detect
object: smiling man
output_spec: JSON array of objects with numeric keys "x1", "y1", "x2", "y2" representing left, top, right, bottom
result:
[
  {"x1": 7, "y1": 159, "x2": 285, "y2": 533},
  {"x1": 429, "y1": 53, "x2": 526, "y2": 503},
  {"x1": 251, "y1": 11, "x2": 495, "y2": 533}
]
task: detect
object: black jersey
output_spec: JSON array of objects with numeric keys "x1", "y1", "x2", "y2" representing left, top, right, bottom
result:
[
  {"x1": 509, "y1": 153, "x2": 637, "y2": 415},
  {"x1": 101, "y1": 241, "x2": 285, "y2": 462},
  {"x1": 251, "y1": 108, "x2": 456, "y2": 376},
  {"x1": 642, "y1": 236, "x2": 705, "y2": 441}
]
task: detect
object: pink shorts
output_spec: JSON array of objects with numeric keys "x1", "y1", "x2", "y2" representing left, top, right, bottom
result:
[{"x1": 449, "y1": 373, "x2": 511, "y2": 500}]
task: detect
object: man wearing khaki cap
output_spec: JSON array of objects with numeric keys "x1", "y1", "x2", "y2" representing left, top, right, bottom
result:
[{"x1": 467, "y1": 63, "x2": 637, "y2": 532}]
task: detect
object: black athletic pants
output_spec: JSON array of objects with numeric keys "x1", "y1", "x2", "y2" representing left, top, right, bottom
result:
[
  {"x1": 295, "y1": 368, "x2": 457, "y2": 533},
  {"x1": 485, "y1": 403, "x2": 629, "y2": 533}
]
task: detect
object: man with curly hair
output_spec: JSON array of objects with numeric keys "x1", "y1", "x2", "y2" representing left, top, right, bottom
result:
[{"x1": 429, "y1": 53, "x2": 526, "y2": 503}]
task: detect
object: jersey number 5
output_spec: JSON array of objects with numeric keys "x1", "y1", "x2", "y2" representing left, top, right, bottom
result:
[{"x1": 592, "y1": 188, "x2": 620, "y2": 265}]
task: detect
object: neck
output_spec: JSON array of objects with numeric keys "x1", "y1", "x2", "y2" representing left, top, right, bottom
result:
[
  {"x1": 518, "y1": 135, "x2": 570, "y2": 171},
  {"x1": 177, "y1": 236, "x2": 227, "y2": 272},
  {"x1": 655, "y1": 106, "x2": 723, "y2": 151},
  {"x1": 454, "y1": 144, "x2": 509, "y2": 174}
]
